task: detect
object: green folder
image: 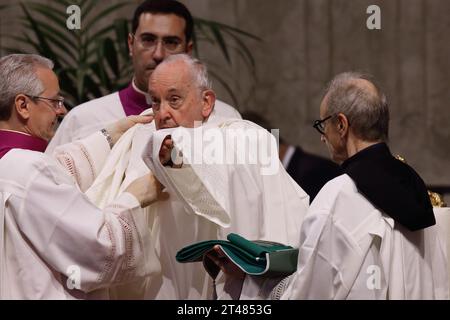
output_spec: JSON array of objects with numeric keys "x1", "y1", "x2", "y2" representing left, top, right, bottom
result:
[{"x1": 176, "y1": 233, "x2": 299, "y2": 277}]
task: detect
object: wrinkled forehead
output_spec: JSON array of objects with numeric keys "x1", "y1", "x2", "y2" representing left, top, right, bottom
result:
[{"x1": 149, "y1": 61, "x2": 194, "y2": 93}]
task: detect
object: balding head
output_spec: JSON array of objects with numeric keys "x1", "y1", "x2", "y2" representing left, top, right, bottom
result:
[
  {"x1": 149, "y1": 54, "x2": 215, "y2": 129},
  {"x1": 322, "y1": 72, "x2": 389, "y2": 142}
]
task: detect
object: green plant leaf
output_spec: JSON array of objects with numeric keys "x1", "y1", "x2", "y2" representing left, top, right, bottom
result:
[
  {"x1": 209, "y1": 24, "x2": 231, "y2": 64},
  {"x1": 88, "y1": 25, "x2": 116, "y2": 44},
  {"x1": 208, "y1": 69, "x2": 238, "y2": 108},
  {"x1": 114, "y1": 18, "x2": 130, "y2": 59},
  {"x1": 196, "y1": 18, "x2": 262, "y2": 41},
  {"x1": 83, "y1": 73, "x2": 103, "y2": 99},
  {"x1": 19, "y1": 21, "x2": 78, "y2": 63},
  {"x1": 52, "y1": 0, "x2": 74, "y2": 8},
  {"x1": 27, "y1": 2, "x2": 78, "y2": 41},
  {"x1": 19, "y1": 16, "x2": 72, "y2": 41},
  {"x1": 82, "y1": 2, "x2": 130, "y2": 35},
  {"x1": 81, "y1": 0, "x2": 97, "y2": 22},
  {"x1": 1, "y1": 47, "x2": 27, "y2": 55},
  {"x1": 223, "y1": 29, "x2": 256, "y2": 72},
  {"x1": 19, "y1": 3, "x2": 60, "y2": 65},
  {"x1": 101, "y1": 37, "x2": 119, "y2": 78},
  {"x1": 90, "y1": 61, "x2": 112, "y2": 91}
]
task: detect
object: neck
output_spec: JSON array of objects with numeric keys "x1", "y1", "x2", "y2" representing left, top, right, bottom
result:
[
  {"x1": 346, "y1": 138, "x2": 382, "y2": 158},
  {"x1": 0, "y1": 121, "x2": 27, "y2": 134},
  {"x1": 132, "y1": 78, "x2": 148, "y2": 95}
]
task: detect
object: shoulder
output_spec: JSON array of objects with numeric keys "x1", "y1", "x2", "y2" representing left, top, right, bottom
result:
[
  {"x1": 0, "y1": 149, "x2": 70, "y2": 186},
  {"x1": 214, "y1": 99, "x2": 242, "y2": 119},
  {"x1": 310, "y1": 174, "x2": 357, "y2": 211},
  {"x1": 65, "y1": 92, "x2": 122, "y2": 121},
  {"x1": 311, "y1": 174, "x2": 379, "y2": 222},
  {"x1": 52, "y1": 92, "x2": 124, "y2": 144},
  {"x1": 320, "y1": 174, "x2": 356, "y2": 195}
]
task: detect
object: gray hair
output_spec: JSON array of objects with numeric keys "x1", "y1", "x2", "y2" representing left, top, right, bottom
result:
[
  {"x1": 160, "y1": 54, "x2": 212, "y2": 92},
  {"x1": 324, "y1": 71, "x2": 389, "y2": 142},
  {"x1": 0, "y1": 54, "x2": 54, "y2": 120}
]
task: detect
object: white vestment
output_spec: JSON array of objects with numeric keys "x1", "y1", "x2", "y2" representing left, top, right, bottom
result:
[
  {"x1": 240, "y1": 174, "x2": 449, "y2": 300},
  {"x1": 0, "y1": 132, "x2": 160, "y2": 299},
  {"x1": 86, "y1": 118, "x2": 309, "y2": 299},
  {"x1": 46, "y1": 89, "x2": 242, "y2": 154}
]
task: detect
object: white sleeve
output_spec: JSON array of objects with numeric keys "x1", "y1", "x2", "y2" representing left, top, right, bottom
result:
[
  {"x1": 279, "y1": 211, "x2": 345, "y2": 300},
  {"x1": 14, "y1": 160, "x2": 160, "y2": 293},
  {"x1": 52, "y1": 131, "x2": 111, "y2": 192}
]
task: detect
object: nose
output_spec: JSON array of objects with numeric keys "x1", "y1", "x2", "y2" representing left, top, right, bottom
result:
[
  {"x1": 157, "y1": 101, "x2": 172, "y2": 123},
  {"x1": 152, "y1": 41, "x2": 165, "y2": 64},
  {"x1": 57, "y1": 104, "x2": 68, "y2": 116},
  {"x1": 320, "y1": 134, "x2": 326, "y2": 143}
]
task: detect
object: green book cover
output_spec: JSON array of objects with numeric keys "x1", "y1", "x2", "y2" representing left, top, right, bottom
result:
[{"x1": 176, "y1": 233, "x2": 299, "y2": 277}]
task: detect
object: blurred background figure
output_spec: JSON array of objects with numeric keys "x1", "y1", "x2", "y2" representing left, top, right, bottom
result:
[{"x1": 242, "y1": 111, "x2": 341, "y2": 202}]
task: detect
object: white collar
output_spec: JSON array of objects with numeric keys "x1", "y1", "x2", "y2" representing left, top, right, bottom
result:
[{"x1": 132, "y1": 78, "x2": 152, "y2": 105}]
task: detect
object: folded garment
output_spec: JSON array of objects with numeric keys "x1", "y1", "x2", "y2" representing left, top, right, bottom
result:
[{"x1": 176, "y1": 233, "x2": 299, "y2": 277}]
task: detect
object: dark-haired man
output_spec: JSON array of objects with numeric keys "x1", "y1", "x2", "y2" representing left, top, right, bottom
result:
[{"x1": 46, "y1": 0, "x2": 241, "y2": 153}]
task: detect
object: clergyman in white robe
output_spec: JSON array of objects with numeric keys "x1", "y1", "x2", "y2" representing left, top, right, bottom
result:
[
  {"x1": 85, "y1": 116, "x2": 309, "y2": 299},
  {"x1": 240, "y1": 175, "x2": 449, "y2": 300},
  {"x1": 0, "y1": 131, "x2": 160, "y2": 299}
]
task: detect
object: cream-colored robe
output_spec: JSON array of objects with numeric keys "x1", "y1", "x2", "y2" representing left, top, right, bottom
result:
[
  {"x1": 86, "y1": 118, "x2": 309, "y2": 299},
  {"x1": 0, "y1": 132, "x2": 160, "y2": 299}
]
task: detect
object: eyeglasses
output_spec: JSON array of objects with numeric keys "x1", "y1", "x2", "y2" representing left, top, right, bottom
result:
[
  {"x1": 131, "y1": 33, "x2": 183, "y2": 52},
  {"x1": 313, "y1": 115, "x2": 333, "y2": 135},
  {"x1": 25, "y1": 94, "x2": 65, "y2": 111}
]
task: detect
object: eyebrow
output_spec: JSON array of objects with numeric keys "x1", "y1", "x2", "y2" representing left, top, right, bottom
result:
[
  {"x1": 139, "y1": 32, "x2": 182, "y2": 40},
  {"x1": 167, "y1": 88, "x2": 181, "y2": 94}
]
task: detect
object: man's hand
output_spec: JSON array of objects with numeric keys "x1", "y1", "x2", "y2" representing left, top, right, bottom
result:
[
  {"x1": 106, "y1": 114, "x2": 154, "y2": 146},
  {"x1": 125, "y1": 173, "x2": 169, "y2": 208},
  {"x1": 159, "y1": 136, "x2": 173, "y2": 165},
  {"x1": 206, "y1": 245, "x2": 246, "y2": 281}
]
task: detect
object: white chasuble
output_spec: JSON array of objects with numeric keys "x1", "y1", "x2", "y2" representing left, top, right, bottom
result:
[{"x1": 86, "y1": 118, "x2": 309, "y2": 299}]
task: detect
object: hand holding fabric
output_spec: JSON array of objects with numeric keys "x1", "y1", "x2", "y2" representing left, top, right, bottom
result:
[
  {"x1": 106, "y1": 114, "x2": 154, "y2": 146},
  {"x1": 206, "y1": 245, "x2": 246, "y2": 281},
  {"x1": 125, "y1": 173, "x2": 169, "y2": 207}
]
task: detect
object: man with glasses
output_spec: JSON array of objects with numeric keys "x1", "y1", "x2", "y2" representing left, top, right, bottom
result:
[
  {"x1": 209, "y1": 72, "x2": 448, "y2": 299},
  {"x1": 0, "y1": 54, "x2": 169, "y2": 299},
  {"x1": 46, "y1": 0, "x2": 241, "y2": 154}
]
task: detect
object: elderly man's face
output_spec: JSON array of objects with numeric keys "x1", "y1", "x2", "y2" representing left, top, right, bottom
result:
[
  {"x1": 319, "y1": 96, "x2": 347, "y2": 164},
  {"x1": 149, "y1": 60, "x2": 213, "y2": 130},
  {"x1": 25, "y1": 68, "x2": 67, "y2": 141},
  {"x1": 128, "y1": 13, "x2": 193, "y2": 92}
]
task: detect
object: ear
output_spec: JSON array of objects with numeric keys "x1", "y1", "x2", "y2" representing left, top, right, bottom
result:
[
  {"x1": 186, "y1": 40, "x2": 194, "y2": 56},
  {"x1": 336, "y1": 113, "x2": 349, "y2": 138},
  {"x1": 14, "y1": 94, "x2": 31, "y2": 121},
  {"x1": 128, "y1": 33, "x2": 134, "y2": 57},
  {"x1": 201, "y1": 89, "x2": 216, "y2": 118}
]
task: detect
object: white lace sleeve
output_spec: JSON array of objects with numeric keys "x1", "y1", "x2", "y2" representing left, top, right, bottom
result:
[
  {"x1": 53, "y1": 131, "x2": 111, "y2": 191},
  {"x1": 269, "y1": 274, "x2": 294, "y2": 300}
]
